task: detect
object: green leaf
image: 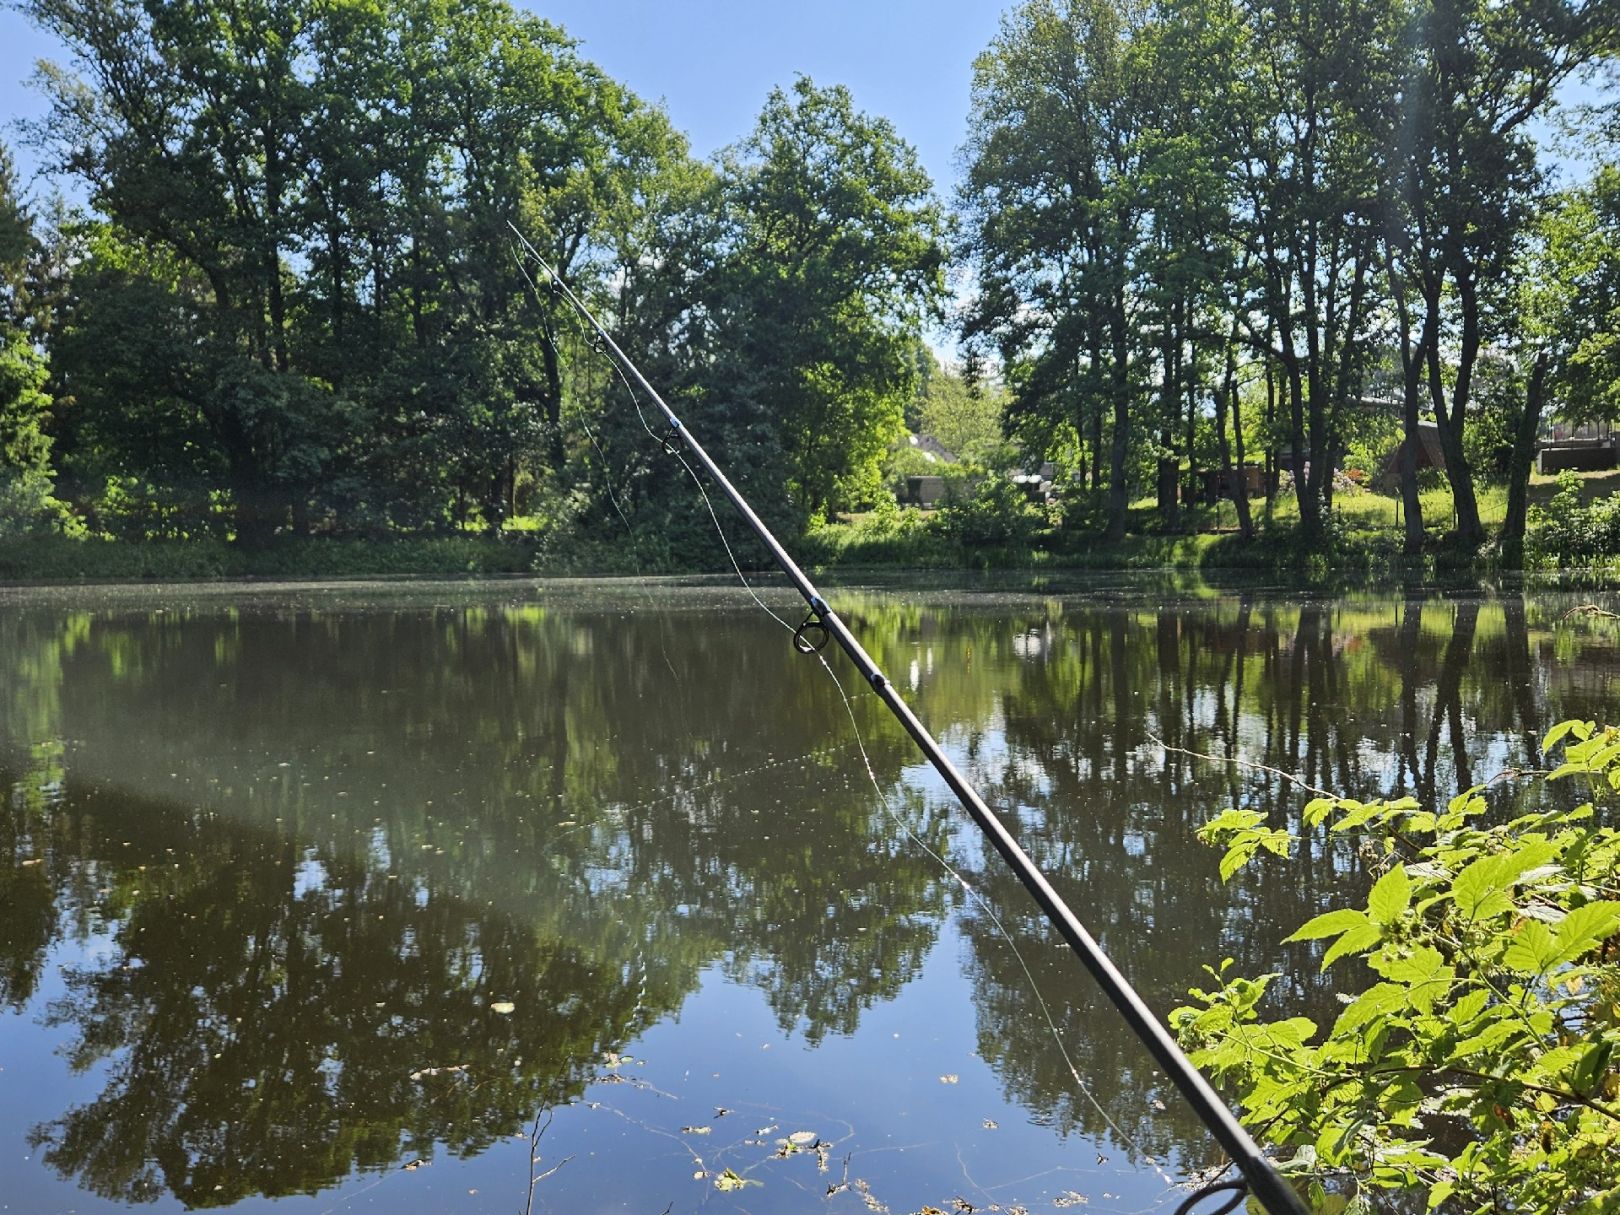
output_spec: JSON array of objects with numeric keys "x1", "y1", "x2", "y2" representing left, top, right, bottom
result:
[
  {"x1": 1451, "y1": 987, "x2": 1489, "y2": 1027},
  {"x1": 1321, "y1": 919, "x2": 1383, "y2": 969},
  {"x1": 1368, "y1": 865, "x2": 1411, "y2": 926},
  {"x1": 1330, "y1": 982, "x2": 1406, "y2": 1038},
  {"x1": 1449, "y1": 841, "x2": 1556, "y2": 922},
  {"x1": 1373, "y1": 944, "x2": 1448, "y2": 989},
  {"x1": 1552, "y1": 901, "x2": 1620, "y2": 965},
  {"x1": 1541, "y1": 719, "x2": 1591, "y2": 754},
  {"x1": 1501, "y1": 920, "x2": 1559, "y2": 975},
  {"x1": 1287, "y1": 908, "x2": 1369, "y2": 942}
]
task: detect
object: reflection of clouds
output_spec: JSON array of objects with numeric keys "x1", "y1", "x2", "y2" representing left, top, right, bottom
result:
[{"x1": 1011, "y1": 628, "x2": 1048, "y2": 659}]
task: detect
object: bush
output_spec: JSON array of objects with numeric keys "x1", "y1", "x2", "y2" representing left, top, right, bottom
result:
[
  {"x1": 1174, "y1": 720, "x2": 1620, "y2": 1213},
  {"x1": 1528, "y1": 471, "x2": 1620, "y2": 563},
  {"x1": 937, "y1": 476, "x2": 1048, "y2": 549}
]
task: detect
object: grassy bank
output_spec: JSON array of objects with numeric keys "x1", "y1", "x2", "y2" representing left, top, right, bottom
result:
[{"x1": 4, "y1": 471, "x2": 1618, "y2": 584}]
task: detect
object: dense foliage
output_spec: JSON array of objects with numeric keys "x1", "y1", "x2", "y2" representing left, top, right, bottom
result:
[
  {"x1": 0, "y1": 0, "x2": 1616, "y2": 569},
  {"x1": 958, "y1": 0, "x2": 1620, "y2": 555},
  {"x1": 1175, "y1": 722, "x2": 1620, "y2": 1212},
  {"x1": 6, "y1": 0, "x2": 944, "y2": 550}
]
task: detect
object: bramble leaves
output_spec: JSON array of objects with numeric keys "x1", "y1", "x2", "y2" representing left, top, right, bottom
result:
[{"x1": 1175, "y1": 719, "x2": 1620, "y2": 1214}]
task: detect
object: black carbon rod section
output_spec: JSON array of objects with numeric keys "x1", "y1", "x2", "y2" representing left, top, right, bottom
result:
[{"x1": 517, "y1": 230, "x2": 1308, "y2": 1215}]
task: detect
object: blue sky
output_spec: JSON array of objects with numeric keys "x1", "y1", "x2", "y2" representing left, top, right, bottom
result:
[
  {"x1": 1, "y1": 2, "x2": 1606, "y2": 207},
  {"x1": 0, "y1": 2, "x2": 1008, "y2": 205}
]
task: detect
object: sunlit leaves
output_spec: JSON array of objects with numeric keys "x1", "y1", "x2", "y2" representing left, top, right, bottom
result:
[{"x1": 1173, "y1": 717, "x2": 1620, "y2": 1212}]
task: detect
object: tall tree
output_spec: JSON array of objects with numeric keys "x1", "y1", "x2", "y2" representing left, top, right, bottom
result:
[
  {"x1": 1385, "y1": 0, "x2": 1619, "y2": 548},
  {"x1": 703, "y1": 77, "x2": 947, "y2": 526},
  {"x1": 0, "y1": 144, "x2": 56, "y2": 536},
  {"x1": 25, "y1": 0, "x2": 687, "y2": 539},
  {"x1": 1500, "y1": 165, "x2": 1620, "y2": 561},
  {"x1": 1226, "y1": 0, "x2": 1395, "y2": 542},
  {"x1": 960, "y1": 0, "x2": 1148, "y2": 541}
]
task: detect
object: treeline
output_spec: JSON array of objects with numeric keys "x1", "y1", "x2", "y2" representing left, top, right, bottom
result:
[
  {"x1": 959, "y1": 0, "x2": 1620, "y2": 559},
  {"x1": 0, "y1": 0, "x2": 944, "y2": 554},
  {"x1": 0, "y1": 0, "x2": 1617, "y2": 567}
]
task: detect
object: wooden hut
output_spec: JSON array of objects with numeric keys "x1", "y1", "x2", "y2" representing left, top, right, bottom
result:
[{"x1": 1379, "y1": 421, "x2": 1446, "y2": 487}]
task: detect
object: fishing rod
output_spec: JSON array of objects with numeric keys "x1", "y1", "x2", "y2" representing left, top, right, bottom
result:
[{"x1": 514, "y1": 226, "x2": 1308, "y2": 1215}]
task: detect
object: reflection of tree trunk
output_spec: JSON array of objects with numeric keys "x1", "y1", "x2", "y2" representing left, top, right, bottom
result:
[
  {"x1": 1398, "y1": 595, "x2": 1424, "y2": 797},
  {"x1": 1211, "y1": 597, "x2": 1248, "y2": 807},
  {"x1": 1287, "y1": 607, "x2": 1308, "y2": 780},
  {"x1": 1155, "y1": 612, "x2": 1178, "y2": 680},
  {"x1": 1502, "y1": 592, "x2": 1539, "y2": 759},
  {"x1": 1426, "y1": 599, "x2": 1479, "y2": 800},
  {"x1": 1299, "y1": 605, "x2": 1328, "y2": 791},
  {"x1": 1111, "y1": 612, "x2": 1129, "y2": 784}
]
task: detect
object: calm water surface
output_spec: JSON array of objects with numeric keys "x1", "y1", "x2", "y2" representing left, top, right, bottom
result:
[{"x1": 2, "y1": 575, "x2": 1617, "y2": 1214}]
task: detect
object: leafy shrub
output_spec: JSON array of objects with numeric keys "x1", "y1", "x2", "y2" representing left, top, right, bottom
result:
[
  {"x1": 1528, "y1": 471, "x2": 1620, "y2": 562},
  {"x1": 1174, "y1": 721, "x2": 1620, "y2": 1213},
  {"x1": 937, "y1": 476, "x2": 1048, "y2": 548}
]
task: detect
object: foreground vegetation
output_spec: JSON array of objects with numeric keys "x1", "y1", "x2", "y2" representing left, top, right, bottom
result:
[{"x1": 1175, "y1": 720, "x2": 1620, "y2": 1212}]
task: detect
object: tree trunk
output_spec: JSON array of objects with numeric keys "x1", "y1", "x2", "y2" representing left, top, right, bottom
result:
[
  {"x1": 1389, "y1": 258, "x2": 1428, "y2": 554},
  {"x1": 1217, "y1": 335, "x2": 1253, "y2": 539},
  {"x1": 1500, "y1": 353, "x2": 1549, "y2": 567},
  {"x1": 541, "y1": 322, "x2": 566, "y2": 471},
  {"x1": 1425, "y1": 284, "x2": 1486, "y2": 547},
  {"x1": 1285, "y1": 359, "x2": 1319, "y2": 541},
  {"x1": 1104, "y1": 287, "x2": 1130, "y2": 542}
]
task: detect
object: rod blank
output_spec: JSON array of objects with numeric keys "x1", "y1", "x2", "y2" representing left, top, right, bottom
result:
[{"x1": 514, "y1": 226, "x2": 1308, "y2": 1215}]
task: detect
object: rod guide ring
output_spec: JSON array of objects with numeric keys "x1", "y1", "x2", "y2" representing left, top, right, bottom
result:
[
  {"x1": 1173, "y1": 1180, "x2": 1248, "y2": 1215},
  {"x1": 793, "y1": 615, "x2": 831, "y2": 655},
  {"x1": 659, "y1": 419, "x2": 684, "y2": 457}
]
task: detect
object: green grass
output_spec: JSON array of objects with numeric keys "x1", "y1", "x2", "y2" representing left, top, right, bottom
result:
[{"x1": 5, "y1": 470, "x2": 1618, "y2": 583}]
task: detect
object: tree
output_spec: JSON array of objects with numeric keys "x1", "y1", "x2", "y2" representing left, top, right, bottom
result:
[
  {"x1": 24, "y1": 0, "x2": 688, "y2": 540},
  {"x1": 960, "y1": 0, "x2": 1149, "y2": 541},
  {"x1": 1383, "y1": 0, "x2": 1619, "y2": 550},
  {"x1": 1501, "y1": 165, "x2": 1620, "y2": 561},
  {"x1": 703, "y1": 77, "x2": 947, "y2": 526},
  {"x1": 0, "y1": 143, "x2": 60, "y2": 536},
  {"x1": 1225, "y1": 0, "x2": 1397, "y2": 543},
  {"x1": 913, "y1": 352, "x2": 1008, "y2": 467}
]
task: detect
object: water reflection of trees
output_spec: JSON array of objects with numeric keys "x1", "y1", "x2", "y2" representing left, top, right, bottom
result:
[
  {"x1": 29, "y1": 782, "x2": 667, "y2": 1207},
  {"x1": 0, "y1": 599, "x2": 955, "y2": 1203},
  {"x1": 944, "y1": 587, "x2": 1620, "y2": 1158},
  {"x1": 2, "y1": 587, "x2": 1619, "y2": 1203}
]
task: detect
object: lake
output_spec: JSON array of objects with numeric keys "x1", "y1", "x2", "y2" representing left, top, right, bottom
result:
[{"x1": 2, "y1": 575, "x2": 1616, "y2": 1214}]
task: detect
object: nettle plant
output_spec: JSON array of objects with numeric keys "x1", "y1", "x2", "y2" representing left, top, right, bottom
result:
[{"x1": 1172, "y1": 721, "x2": 1620, "y2": 1214}]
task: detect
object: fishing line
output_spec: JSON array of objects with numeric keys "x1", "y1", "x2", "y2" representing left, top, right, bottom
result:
[
  {"x1": 527, "y1": 235, "x2": 1198, "y2": 1198},
  {"x1": 815, "y1": 651, "x2": 1173, "y2": 1185},
  {"x1": 520, "y1": 256, "x2": 639, "y2": 543},
  {"x1": 514, "y1": 238, "x2": 793, "y2": 634},
  {"x1": 539, "y1": 742, "x2": 858, "y2": 854},
  {"x1": 529, "y1": 240, "x2": 1166, "y2": 1185},
  {"x1": 509, "y1": 226, "x2": 1309, "y2": 1215}
]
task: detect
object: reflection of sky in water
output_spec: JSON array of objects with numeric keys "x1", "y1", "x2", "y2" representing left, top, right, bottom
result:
[{"x1": 0, "y1": 578, "x2": 1617, "y2": 1214}]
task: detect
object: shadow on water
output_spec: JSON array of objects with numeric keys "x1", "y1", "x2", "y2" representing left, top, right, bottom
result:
[{"x1": 0, "y1": 577, "x2": 1618, "y2": 1211}]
